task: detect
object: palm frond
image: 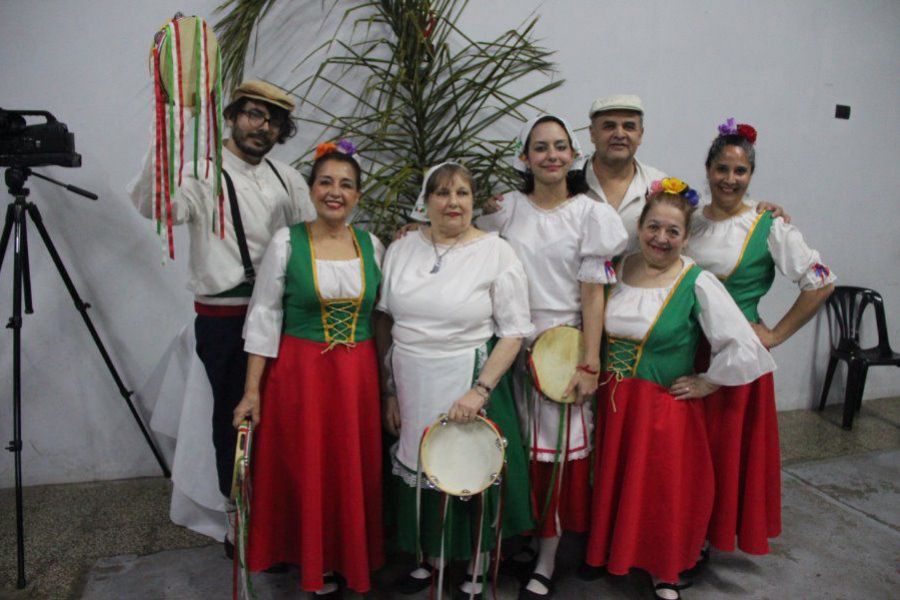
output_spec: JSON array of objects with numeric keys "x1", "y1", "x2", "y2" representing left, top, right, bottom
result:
[{"x1": 216, "y1": 0, "x2": 564, "y2": 239}]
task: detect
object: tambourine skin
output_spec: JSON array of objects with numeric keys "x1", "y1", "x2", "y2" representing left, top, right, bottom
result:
[
  {"x1": 419, "y1": 415, "x2": 507, "y2": 497},
  {"x1": 230, "y1": 421, "x2": 252, "y2": 501},
  {"x1": 151, "y1": 15, "x2": 220, "y2": 110},
  {"x1": 528, "y1": 325, "x2": 585, "y2": 404}
]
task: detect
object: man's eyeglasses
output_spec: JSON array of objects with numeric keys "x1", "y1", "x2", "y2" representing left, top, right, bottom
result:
[{"x1": 238, "y1": 109, "x2": 285, "y2": 129}]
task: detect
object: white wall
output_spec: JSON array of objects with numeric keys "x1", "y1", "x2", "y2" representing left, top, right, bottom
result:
[{"x1": 1, "y1": 0, "x2": 898, "y2": 486}]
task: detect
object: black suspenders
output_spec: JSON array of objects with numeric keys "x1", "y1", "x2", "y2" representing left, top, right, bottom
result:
[{"x1": 220, "y1": 159, "x2": 290, "y2": 285}]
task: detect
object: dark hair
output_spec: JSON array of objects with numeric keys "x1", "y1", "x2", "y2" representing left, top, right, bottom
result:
[
  {"x1": 704, "y1": 134, "x2": 756, "y2": 173},
  {"x1": 518, "y1": 116, "x2": 589, "y2": 196},
  {"x1": 425, "y1": 163, "x2": 476, "y2": 200},
  {"x1": 638, "y1": 192, "x2": 696, "y2": 232},
  {"x1": 223, "y1": 97, "x2": 297, "y2": 144},
  {"x1": 306, "y1": 152, "x2": 363, "y2": 190}
]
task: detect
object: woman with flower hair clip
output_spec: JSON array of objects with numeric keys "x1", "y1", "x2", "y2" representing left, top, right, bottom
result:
[
  {"x1": 685, "y1": 119, "x2": 835, "y2": 561},
  {"x1": 585, "y1": 179, "x2": 775, "y2": 599},
  {"x1": 476, "y1": 114, "x2": 628, "y2": 600},
  {"x1": 233, "y1": 141, "x2": 385, "y2": 597}
]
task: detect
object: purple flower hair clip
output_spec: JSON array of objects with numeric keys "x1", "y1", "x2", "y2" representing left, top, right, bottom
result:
[
  {"x1": 718, "y1": 117, "x2": 738, "y2": 136},
  {"x1": 684, "y1": 188, "x2": 700, "y2": 207},
  {"x1": 337, "y1": 138, "x2": 357, "y2": 156}
]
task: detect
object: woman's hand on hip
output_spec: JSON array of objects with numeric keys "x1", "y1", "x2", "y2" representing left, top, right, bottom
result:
[{"x1": 669, "y1": 375, "x2": 719, "y2": 399}]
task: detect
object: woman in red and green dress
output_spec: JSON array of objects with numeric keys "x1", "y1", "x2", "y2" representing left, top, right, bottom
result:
[
  {"x1": 686, "y1": 120, "x2": 835, "y2": 557},
  {"x1": 586, "y1": 180, "x2": 776, "y2": 600},
  {"x1": 234, "y1": 144, "x2": 384, "y2": 597}
]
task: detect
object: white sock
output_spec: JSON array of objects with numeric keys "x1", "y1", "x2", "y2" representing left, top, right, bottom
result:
[{"x1": 525, "y1": 536, "x2": 560, "y2": 594}]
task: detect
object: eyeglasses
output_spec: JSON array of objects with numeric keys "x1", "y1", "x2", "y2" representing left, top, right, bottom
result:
[{"x1": 238, "y1": 109, "x2": 285, "y2": 129}]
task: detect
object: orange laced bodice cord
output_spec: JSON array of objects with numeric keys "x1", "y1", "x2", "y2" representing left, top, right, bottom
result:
[
  {"x1": 600, "y1": 336, "x2": 641, "y2": 412},
  {"x1": 309, "y1": 227, "x2": 367, "y2": 354},
  {"x1": 320, "y1": 297, "x2": 362, "y2": 353}
]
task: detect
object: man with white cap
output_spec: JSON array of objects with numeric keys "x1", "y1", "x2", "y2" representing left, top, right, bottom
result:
[
  {"x1": 583, "y1": 94, "x2": 786, "y2": 252},
  {"x1": 582, "y1": 94, "x2": 665, "y2": 251},
  {"x1": 128, "y1": 80, "x2": 314, "y2": 552}
]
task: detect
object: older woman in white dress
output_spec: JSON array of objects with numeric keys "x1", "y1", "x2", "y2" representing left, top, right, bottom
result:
[{"x1": 377, "y1": 162, "x2": 534, "y2": 599}]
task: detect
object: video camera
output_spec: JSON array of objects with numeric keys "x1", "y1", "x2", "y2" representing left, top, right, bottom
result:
[{"x1": 0, "y1": 108, "x2": 81, "y2": 168}]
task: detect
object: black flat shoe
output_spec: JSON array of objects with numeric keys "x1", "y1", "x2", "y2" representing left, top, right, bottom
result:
[
  {"x1": 455, "y1": 572, "x2": 488, "y2": 600},
  {"x1": 518, "y1": 572, "x2": 553, "y2": 599},
  {"x1": 312, "y1": 573, "x2": 343, "y2": 599},
  {"x1": 396, "y1": 562, "x2": 436, "y2": 595},
  {"x1": 653, "y1": 580, "x2": 692, "y2": 600}
]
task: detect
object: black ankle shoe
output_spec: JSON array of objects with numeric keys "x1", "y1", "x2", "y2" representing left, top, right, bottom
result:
[
  {"x1": 313, "y1": 573, "x2": 343, "y2": 599},
  {"x1": 224, "y1": 539, "x2": 234, "y2": 559},
  {"x1": 518, "y1": 572, "x2": 553, "y2": 599},
  {"x1": 396, "y1": 562, "x2": 436, "y2": 595},
  {"x1": 455, "y1": 573, "x2": 487, "y2": 600}
]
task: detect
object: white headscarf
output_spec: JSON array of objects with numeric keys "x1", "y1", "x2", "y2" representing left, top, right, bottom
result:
[
  {"x1": 408, "y1": 161, "x2": 464, "y2": 223},
  {"x1": 513, "y1": 113, "x2": 585, "y2": 172}
]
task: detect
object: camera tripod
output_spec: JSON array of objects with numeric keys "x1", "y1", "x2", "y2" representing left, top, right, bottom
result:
[{"x1": 0, "y1": 166, "x2": 170, "y2": 589}]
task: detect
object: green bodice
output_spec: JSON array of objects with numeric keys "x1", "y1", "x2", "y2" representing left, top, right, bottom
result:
[
  {"x1": 720, "y1": 211, "x2": 775, "y2": 323},
  {"x1": 606, "y1": 263, "x2": 703, "y2": 387},
  {"x1": 282, "y1": 223, "x2": 381, "y2": 345}
]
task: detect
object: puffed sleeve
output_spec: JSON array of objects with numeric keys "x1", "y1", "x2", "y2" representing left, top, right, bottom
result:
[
  {"x1": 694, "y1": 270, "x2": 776, "y2": 385},
  {"x1": 491, "y1": 240, "x2": 535, "y2": 338},
  {"x1": 375, "y1": 240, "x2": 398, "y2": 314},
  {"x1": 243, "y1": 228, "x2": 292, "y2": 357},
  {"x1": 279, "y1": 163, "x2": 315, "y2": 224},
  {"x1": 577, "y1": 201, "x2": 628, "y2": 283},
  {"x1": 475, "y1": 192, "x2": 516, "y2": 234},
  {"x1": 767, "y1": 218, "x2": 836, "y2": 291},
  {"x1": 369, "y1": 232, "x2": 386, "y2": 267}
]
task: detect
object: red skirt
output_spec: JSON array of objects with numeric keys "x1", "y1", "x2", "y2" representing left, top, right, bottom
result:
[
  {"x1": 704, "y1": 372, "x2": 781, "y2": 554},
  {"x1": 247, "y1": 336, "x2": 384, "y2": 592},
  {"x1": 586, "y1": 377, "x2": 713, "y2": 583},
  {"x1": 529, "y1": 458, "x2": 590, "y2": 537}
]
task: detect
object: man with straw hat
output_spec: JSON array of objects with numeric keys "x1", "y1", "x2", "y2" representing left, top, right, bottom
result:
[{"x1": 128, "y1": 79, "x2": 313, "y2": 554}]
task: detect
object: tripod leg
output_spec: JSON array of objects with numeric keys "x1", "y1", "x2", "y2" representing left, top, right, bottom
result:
[
  {"x1": 19, "y1": 208, "x2": 33, "y2": 314},
  {"x1": 24, "y1": 201, "x2": 171, "y2": 477},
  {"x1": 5, "y1": 201, "x2": 28, "y2": 588},
  {"x1": 0, "y1": 203, "x2": 14, "y2": 276}
]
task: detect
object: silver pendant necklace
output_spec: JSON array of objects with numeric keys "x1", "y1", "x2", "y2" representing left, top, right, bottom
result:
[{"x1": 430, "y1": 230, "x2": 463, "y2": 274}]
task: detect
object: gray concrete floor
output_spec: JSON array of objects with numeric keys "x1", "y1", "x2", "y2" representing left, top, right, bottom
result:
[{"x1": 1, "y1": 398, "x2": 898, "y2": 600}]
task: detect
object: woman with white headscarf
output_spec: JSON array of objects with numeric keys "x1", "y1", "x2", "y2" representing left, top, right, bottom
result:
[
  {"x1": 476, "y1": 115, "x2": 628, "y2": 600},
  {"x1": 376, "y1": 162, "x2": 535, "y2": 598}
]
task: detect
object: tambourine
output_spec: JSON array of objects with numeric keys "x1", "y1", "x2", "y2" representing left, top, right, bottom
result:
[
  {"x1": 150, "y1": 14, "x2": 220, "y2": 110},
  {"x1": 419, "y1": 414, "x2": 506, "y2": 498},
  {"x1": 230, "y1": 420, "x2": 253, "y2": 501},
  {"x1": 528, "y1": 325, "x2": 585, "y2": 403}
]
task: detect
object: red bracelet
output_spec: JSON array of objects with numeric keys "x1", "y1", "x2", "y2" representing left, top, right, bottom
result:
[{"x1": 576, "y1": 364, "x2": 599, "y2": 375}]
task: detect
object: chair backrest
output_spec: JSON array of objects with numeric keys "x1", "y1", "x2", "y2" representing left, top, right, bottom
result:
[{"x1": 826, "y1": 286, "x2": 893, "y2": 355}]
